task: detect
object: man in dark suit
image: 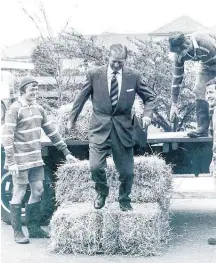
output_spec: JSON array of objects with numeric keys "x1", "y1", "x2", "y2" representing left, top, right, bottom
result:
[{"x1": 67, "y1": 44, "x2": 156, "y2": 211}]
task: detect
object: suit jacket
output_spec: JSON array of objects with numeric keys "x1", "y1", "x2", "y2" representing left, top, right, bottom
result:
[{"x1": 69, "y1": 65, "x2": 156, "y2": 147}]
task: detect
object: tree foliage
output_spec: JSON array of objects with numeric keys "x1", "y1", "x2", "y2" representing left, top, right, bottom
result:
[{"x1": 31, "y1": 34, "x2": 198, "y2": 131}]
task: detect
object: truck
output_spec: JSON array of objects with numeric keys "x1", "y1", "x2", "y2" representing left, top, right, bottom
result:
[{"x1": 1, "y1": 130, "x2": 213, "y2": 225}]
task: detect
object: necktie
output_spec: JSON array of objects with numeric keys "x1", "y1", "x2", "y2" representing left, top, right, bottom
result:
[{"x1": 110, "y1": 71, "x2": 119, "y2": 111}]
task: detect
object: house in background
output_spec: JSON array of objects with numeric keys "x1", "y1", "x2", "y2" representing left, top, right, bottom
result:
[
  {"x1": 2, "y1": 15, "x2": 216, "y2": 100},
  {"x1": 3, "y1": 15, "x2": 215, "y2": 61},
  {"x1": 148, "y1": 15, "x2": 213, "y2": 40}
]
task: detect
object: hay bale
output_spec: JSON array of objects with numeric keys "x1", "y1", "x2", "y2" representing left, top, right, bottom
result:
[
  {"x1": 101, "y1": 210, "x2": 119, "y2": 254},
  {"x1": 49, "y1": 203, "x2": 103, "y2": 255},
  {"x1": 49, "y1": 202, "x2": 170, "y2": 256},
  {"x1": 117, "y1": 204, "x2": 170, "y2": 256},
  {"x1": 56, "y1": 100, "x2": 92, "y2": 141},
  {"x1": 55, "y1": 155, "x2": 172, "y2": 207}
]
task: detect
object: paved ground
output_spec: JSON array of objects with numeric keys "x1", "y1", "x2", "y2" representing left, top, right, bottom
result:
[{"x1": 1, "y1": 199, "x2": 216, "y2": 263}]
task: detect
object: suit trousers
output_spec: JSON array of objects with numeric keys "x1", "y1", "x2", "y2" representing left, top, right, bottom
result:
[{"x1": 89, "y1": 126, "x2": 134, "y2": 204}]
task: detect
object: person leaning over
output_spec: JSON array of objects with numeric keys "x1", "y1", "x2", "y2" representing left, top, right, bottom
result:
[
  {"x1": 169, "y1": 32, "x2": 216, "y2": 138},
  {"x1": 2, "y1": 76, "x2": 77, "y2": 244}
]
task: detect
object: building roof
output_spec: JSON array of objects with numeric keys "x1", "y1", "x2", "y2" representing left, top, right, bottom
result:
[
  {"x1": 2, "y1": 33, "x2": 149, "y2": 60},
  {"x1": 34, "y1": 76, "x2": 85, "y2": 85},
  {"x1": 1, "y1": 60, "x2": 34, "y2": 70},
  {"x1": 94, "y1": 32, "x2": 148, "y2": 50},
  {"x1": 2, "y1": 38, "x2": 37, "y2": 60},
  {"x1": 149, "y1": 15, "x2": 211, "y2": 36},
  {"x1": 2, "y1": 16, "x2": 215, "y2": 60}
]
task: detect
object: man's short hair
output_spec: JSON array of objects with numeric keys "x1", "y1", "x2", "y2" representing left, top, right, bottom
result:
[
  {"x1": 168, "y1": 33, "x2": 186, "y2": 52},
  {"x1": 109, "y1": 44, "x2": 128, "y2": 59},
  {"x1": 206, "y1": 77, "x2": 216, "y2": 87},
  {"x1": 19, "y1": 76, "x2": 38, "y2": 95}
]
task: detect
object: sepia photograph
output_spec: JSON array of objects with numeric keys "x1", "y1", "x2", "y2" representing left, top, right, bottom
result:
[{"x1": 1, "y1": 0, "x2": 216, "y2": 262}]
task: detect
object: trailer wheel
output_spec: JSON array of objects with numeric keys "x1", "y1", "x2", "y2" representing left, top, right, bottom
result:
[
  {"x1": 1, "y1": 168, "x2": 55, "y2": 225},
  {"x1": 1, "y1": 172, "x2": 30, "y2": 225}
]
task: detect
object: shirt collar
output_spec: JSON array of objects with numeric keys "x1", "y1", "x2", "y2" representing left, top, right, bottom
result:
[
  {"x1": 187, "y1": 36, "x2": 198, "y2": 58},
  {"x1": 191, "y1": 36, "x2": 199, "y2": 50},
  {"x1": 18, "y1": 96, "x2": 37, "y2": 107},
  {"x1": 107, "y1": 65, "x2": 122, "y2": 76}
]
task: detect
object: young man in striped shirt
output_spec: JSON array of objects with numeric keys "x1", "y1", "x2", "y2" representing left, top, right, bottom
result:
[
  {"x1": 2, "y1": 76, "x2": 77, "y2": 244},
  {"x1": 169, "y1": 32, "x2": 216, "y2": 138},
  {"x1": 206, "y1": 77, "x2": 216, "y2": 245}
]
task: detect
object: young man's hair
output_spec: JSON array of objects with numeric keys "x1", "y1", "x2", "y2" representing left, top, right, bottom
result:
[
  {"x1": 168, "y1": 33, "x2": 186, "y2": 52},
  {"x1": 109, "y1": 43, "x2": 128, "y2": 59},
  {"x1": 206, "y1": 77, "x2": 216, "y2": 87},
  {"x1": 20, "y1": 82, "x2": 38, "y2": 95}
]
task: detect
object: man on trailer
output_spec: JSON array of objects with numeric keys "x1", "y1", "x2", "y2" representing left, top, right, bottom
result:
[{"x1": 169, "y1": 32, "x2": 216, "y2": 138}]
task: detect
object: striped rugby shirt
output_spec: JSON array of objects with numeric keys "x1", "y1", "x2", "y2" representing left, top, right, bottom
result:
[
  {"x1": 2, "y1": 97, "x2": 70, "y2": 170},
  {"x1": 171, "y1": 32, "x2": 216, "y2": 103}
]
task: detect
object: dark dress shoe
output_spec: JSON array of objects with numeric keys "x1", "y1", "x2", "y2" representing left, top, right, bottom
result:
[
  {"x1": 208, "y1": 238, "x2": 216, "y2": 245},
  {"x1": 119, "y1": 203, "x2": 133, "y2": 212},
  {"x1": 94, "y1": 195, "x2": 106, "y2": 209}
]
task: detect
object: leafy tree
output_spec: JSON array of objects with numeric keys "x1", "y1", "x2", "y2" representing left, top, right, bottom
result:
[{"x1": 23, "y1": 1, "x2": 197, "y2": 130}]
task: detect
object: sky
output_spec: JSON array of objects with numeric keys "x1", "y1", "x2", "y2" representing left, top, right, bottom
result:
[{"x1": 1, "y1": 0, "x2": 216, "y2": 46}]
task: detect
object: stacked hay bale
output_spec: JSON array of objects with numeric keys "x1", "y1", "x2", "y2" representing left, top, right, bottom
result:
[
  {"x1": 55, "y1": 156, "x2": 172, "y2": 206},
  {"x1": 49, "y1": 156, "x2": 172, "y2": 256},
  {"x1": 56, "y1": 100, "x2": 92, "y2": 141}
]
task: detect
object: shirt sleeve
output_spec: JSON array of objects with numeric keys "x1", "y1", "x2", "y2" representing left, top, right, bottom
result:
[
  {"x1": 2, "y1": 106, "x2": 18, "y2": 167},
  {"x1": 171, "y1": 54, "x2": 185, "y2": 103}
]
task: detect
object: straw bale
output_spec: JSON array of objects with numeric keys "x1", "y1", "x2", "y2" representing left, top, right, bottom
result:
[
  {"x1": 55, "y1": 155, "x2": 172, "y2": 208},
  {"x1": 56, "y1": 100, "x2": 92, "y2": 141},
  {"x1": 49, "y1": 202, "x2": 170, "y2": 256},
  {"x1": 49, "y1": 203, "x2": 102, "y2": 254}
]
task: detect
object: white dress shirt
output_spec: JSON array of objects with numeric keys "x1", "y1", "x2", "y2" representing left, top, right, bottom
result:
[{"x1": 107, "y1": 66, "x2": 122, "y2": 96}]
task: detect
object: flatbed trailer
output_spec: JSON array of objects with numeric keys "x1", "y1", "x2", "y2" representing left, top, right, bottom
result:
[{"x1": 1, "y1": 132, "x2": 213, "y2": 224}]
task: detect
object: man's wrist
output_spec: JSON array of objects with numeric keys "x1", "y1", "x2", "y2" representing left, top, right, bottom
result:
[{"x1": 8, "y1": 163, "x2": 18, "y2": 169}]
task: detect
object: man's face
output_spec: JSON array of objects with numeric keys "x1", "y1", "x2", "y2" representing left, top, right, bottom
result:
[
  {"x1": 172, "y1": 41, "x2": 191, "y2": 58},
  {"x1": 206, "y1": 84, "x2": 216, "y2": 108},
  {"x1": 22, "y1": 83, "x2": 39, "y2": 103},
  {"x1": 109, "y1": 51, "x2": 126, "y2": 71}
]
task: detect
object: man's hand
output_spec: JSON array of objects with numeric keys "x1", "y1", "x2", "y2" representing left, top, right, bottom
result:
[
  {"x1": 9, "y1": 164, "x2": 19, "y2": 177},
  {"x1": 67, "y1": 120, "x2": 76, "y2": 131},
  {"x1": 170, "y1": 102, "x2": 179, "y2": 122},
  {"x1": 66, "y1": 154, "x2": 79, "y2": 163},
  {"x1": 142, "y1": 117, "x2": 151, "y2": 129}
]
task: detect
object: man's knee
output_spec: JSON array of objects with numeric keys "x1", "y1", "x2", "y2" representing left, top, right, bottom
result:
[
  {"x1": 119, "y1": 171, "x2": 134, "y2": 182},
  {"x1": 90, "y1": 164, "x2": 99, "y2": 173},
  {"x1": 90, "y1": 164, "x2": 106, "y2": 181},
  {"x1": 30, "y1": 182, "x2": 44, "y2": 199},
  {"x1": 11, "y1": 184, "x2": 27, "y2": 203}
]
